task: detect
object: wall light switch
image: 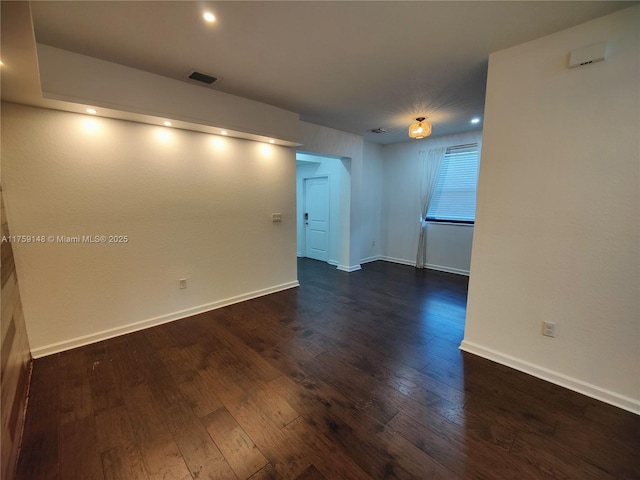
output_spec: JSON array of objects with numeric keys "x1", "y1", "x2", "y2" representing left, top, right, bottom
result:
[{"x1": 543, "y1": 321, "x2": 556, "y2": 337}]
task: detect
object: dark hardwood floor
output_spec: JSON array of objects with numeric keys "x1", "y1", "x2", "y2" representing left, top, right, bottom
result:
[{"x1": 16, "y1": 258, "x2": 640, "y2": 479}]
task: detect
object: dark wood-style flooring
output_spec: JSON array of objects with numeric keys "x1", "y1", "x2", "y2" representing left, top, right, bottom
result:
[{"x1": 16, "y1": 259, "x2": 640, "y2": 479}]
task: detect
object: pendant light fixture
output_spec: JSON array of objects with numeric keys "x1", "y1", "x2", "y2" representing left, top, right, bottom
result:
[{"x1": 408, "y1": 117, "x2": 432, "y2": 139}]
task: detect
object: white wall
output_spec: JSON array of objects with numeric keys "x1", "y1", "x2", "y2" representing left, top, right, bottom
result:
[
  {"x1": 299, "y1": 121, "x2": 364, "y2": 271},
  {"x1": 296, "y1": 154, "x2": 350, "y2": 266},
  {"x1": 2, "y1": 103, "x2": 298, "y2": 357},
  {"x1": 463, "y1": 6, "x2": 639, "y2": 413},
  {"x1": 381, "y1": 131, "x2": 482, "y2": 274},
  {"x1": 360, "y1": 142, "x2": 384, "y2": 263},
  {"x1": 36, "y1": 44, "x2": 301, "y2": 144}
]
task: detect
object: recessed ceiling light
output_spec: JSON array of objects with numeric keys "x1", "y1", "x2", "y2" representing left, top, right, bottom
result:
[
  {"x1": 86, "y1": 108, "x2": 97, "y2": 115},
  {"x1": 269, "y1": 139, "x2": 275, "y2": 144},
  {"x1": 203, "y1": 12, "x2": 216, "y2": 23},
  {"x1": 163, "y1": 121, "x2": 172, "y2": 127},
  {"x1": 220, "y1": 130, "x2": 228, "y2": 136},
  {"x1": 471, "y1": 117, "x2": 481, "y2": 124}
]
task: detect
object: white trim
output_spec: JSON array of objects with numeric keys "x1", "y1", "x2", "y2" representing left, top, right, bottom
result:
[
  {"x1": 336, "y1": 264, "x2": 361, "y2": 272},
  {"x1": 360, "y1": 255, "x2": 382, "y2": 264},
  {"x1": 425, "y1": 263, "x2": 470, "y2": 276},
  {"x1": 377, "y1": 256, "x2": 469, "y2": 276},
  {"x1": 379, "y1": 256, "x2": 415, "y2": 267},
  {"x1": 426, "y1": 221, "x2": 474, "y2": 228},
  {"x1": 459, "y1": 340, "x2": 640, "y2": 415},
  {"x1": 327, "y1": 259, "x2": 339, "y2": 267},
  {"x1": 297, "y1": 252, "x2": 303, "y2": 257},
  {"x1": 31, "y1": 281, "x2": 300, "y2": 358}
]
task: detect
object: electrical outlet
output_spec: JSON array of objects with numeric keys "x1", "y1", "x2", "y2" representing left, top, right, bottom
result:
[
  {"x1": 272, "y1": 213, "x2": 282, "y2": 222},
  {"x1": 179, "y1": 278, "x2": 187, "y2": 289},
  {"x1": 542, "y1": 321, "x2": 556, "y2": 337},
  {"x1": 372, "y1": 240, "x2": 376, "y2": 247}
]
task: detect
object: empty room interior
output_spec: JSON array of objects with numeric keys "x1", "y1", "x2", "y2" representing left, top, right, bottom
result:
[{"x1": 1, "y1": 1, "x2": 639, "y2": 479}]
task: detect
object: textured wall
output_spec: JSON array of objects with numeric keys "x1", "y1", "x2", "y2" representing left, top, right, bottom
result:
[
  {"x1": 296, "y1": 156, "x2": 350, "y2": 266},
  {"x1": 381, "y1": 131, "x2": 482, "y2": 273},
  {"x1": 360, "y1": 142, "x2": 384, "y2": 263},
  {"x1": 1, "y1": 184, "x2": 32, "y2": 480},
  {"x1": 2, "y1": 103, "x2": 298, "y2": 356},
  {"x1": 463, "y1": 6, "x2": 639, "y2": 412},
  {"x1": 299, "y1": 121, "x2": 364, "y2": 270},
  {"x1": 37, "y1": 44, "x2": 301, "y2": 144}
]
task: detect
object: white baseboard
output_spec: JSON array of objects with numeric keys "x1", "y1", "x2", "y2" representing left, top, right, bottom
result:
[
  {"x1": 360, "y1": 255, "x2": 382, "y2": 264},
  {"x1": 377, "y1": 256, "x2": 469, "y2": 276},
  {"x1": 425, "y1": 263, "x2": 470, "y2": 276},
  {"x1": 31, "y1": 281, "x2": 300, "y2": 359},
  {"x1": 337, "y1": 264, "x2": 362, "y2": 272},
  {"x1": 459, "y1": 340, "x2": 640, "y2": 415},
  {"x1": 379, "y1": 256, "x2": 415, "y2": 267},
  {"x1": 302, "y1": 258, "x2": 360, "y2": 273}
]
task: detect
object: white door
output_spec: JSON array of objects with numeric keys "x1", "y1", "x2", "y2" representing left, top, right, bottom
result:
[{"x1": 304, "y1": 177, "x2": 329, "y2": 262}]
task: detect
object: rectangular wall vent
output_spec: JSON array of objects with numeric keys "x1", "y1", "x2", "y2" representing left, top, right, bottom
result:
[{"x1": 188, "y1": 71, "x2": 218, "y2": 84}]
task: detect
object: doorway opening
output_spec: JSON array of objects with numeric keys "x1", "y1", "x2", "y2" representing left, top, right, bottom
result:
[{"x1": 296, "y1": 152, "x2": 350, "y2": 268}]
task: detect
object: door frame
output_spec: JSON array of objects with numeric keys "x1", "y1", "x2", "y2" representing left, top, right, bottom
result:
[{"x1": 296, "y1": 150, "x2": 353, "y2": 270}]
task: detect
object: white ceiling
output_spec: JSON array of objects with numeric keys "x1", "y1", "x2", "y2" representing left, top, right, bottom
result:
[{"x1": 20, "y1": 1, "x2": 638, "y2": 144}]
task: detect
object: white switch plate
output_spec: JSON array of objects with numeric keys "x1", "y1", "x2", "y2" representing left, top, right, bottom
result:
[
  {"x1": 179, "y1": 278, "x2": 187, "y2": 289},
  {"x1": 543, "y1": 321, "x2": 556, "y2": 337}
]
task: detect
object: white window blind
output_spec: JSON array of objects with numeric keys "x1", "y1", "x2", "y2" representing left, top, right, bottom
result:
[{"x1": 426, "y1": 144, "x2": 480, "y2": 223}]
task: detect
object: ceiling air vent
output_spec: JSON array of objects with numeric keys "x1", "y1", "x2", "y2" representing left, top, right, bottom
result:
[
  {"x1": 188, "y1": 71, "x2": 218, "y2": 85},
  {"x1": 370, "y1": 128, "x2": 387, "y2": 134}
]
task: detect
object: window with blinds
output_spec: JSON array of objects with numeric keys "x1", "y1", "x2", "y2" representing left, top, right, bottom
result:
[{"x1": 426, "y1": 143, "x2": 480, "y2": 223}]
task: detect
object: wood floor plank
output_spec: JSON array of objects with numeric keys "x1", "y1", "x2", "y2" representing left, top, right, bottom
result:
[
  {"x1": 387, "y1": 411, "x2": 554, "y2": 480},
  {"x1": 552, "y1": 413, "x2": 640, "y2": 479},
  {"x1": 101, "y1": 446, "x2": 149, "y2": 480},
  {"x1": 210, "y1": 324, "x2": 290, "y2": 383},
  {"x1": 122, "y1": 383, "x2": 192, "y2": 480},
  {"x1": 95, "y1": 406, "x2": 135, "y2": 454},
  {"x1": 131, "y1": 332, "x2": 238, "y2": 479},
  {"x1": 304, "y1": 352, "x2": 400, "y2": 424},
  {"x1": 283, "y1": 416, "x2": 373, "y2": 480},
  {"x1": 58, "y1": 415, "x2": 105, "y2": 480},
  {"x1": 201, "y1": 407, "x2": 268, "y2": 479},
  {"x1": 94, "y1": 406, "x2": 149, "y2": 479},
  {"x1": 294, "y1": 464, "x2": 327, "y2": 480},
  {"x1": 16, "y1": 258, "x2": 640, "y2": 480},
  {"x1": 58, "y1": 348, "x2": 94, "y2": 424},
  {"x1": 270, "y1": 373, "x2": 453, "y2": 480},
  {"x1": 248, "y1": 464, "x2": 279, "y2": 480},
  {"x1": 252, "y1": 384, "x2": 300, "y2": 429},
  {"x1": 174, "y1": 370, "x2": 224, "y2": 419},
  {"x1": 229, "y1": 323, "x2": 311, "y2": 382},
  {"x1": 15, "y1": 384, "x2": 60, "y2": 479},
  {"x1": 199, "y1": 367, "x2": 312, "y2": 479},
  {"x1": 172, "y1": 423, "x2": 238, "y2": 480},
  {"x1": 509, "y1": 432, "x2": 617, "y2": 480},
  {"x1": 87, "y1": 343, "x2": 125, "y2": 412}
]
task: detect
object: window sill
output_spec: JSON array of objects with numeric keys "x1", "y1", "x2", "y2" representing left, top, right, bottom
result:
[{"x1": 426, "y1": 221, "x2": 474, "y2": 227}]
